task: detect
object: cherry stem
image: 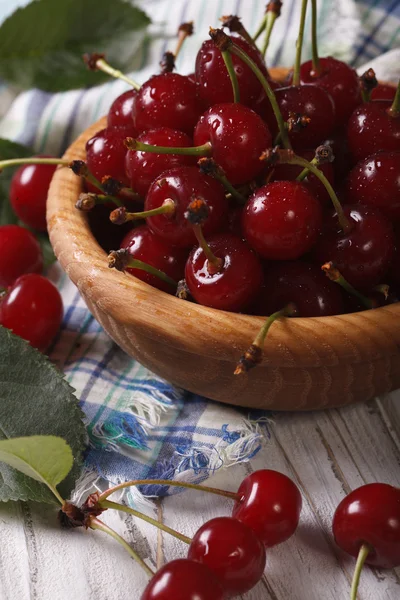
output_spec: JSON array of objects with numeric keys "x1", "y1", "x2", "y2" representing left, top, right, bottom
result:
[
  {"x1": 255, "y1": 305, "x2": 296, "y2": 348},
  {"x1": 89, "y1": 518, "x2": 154, "y2": 578},
  {"x1": 219, "y1": 176, "x2": 247, "y2": 204},
  {"x1": 98, "y1": 479, "x2": 239, "y2": 503},
  {"x1": 322, "y1": 262, "x2": 373, "y2": 309},
  {"x1": 94, "y1": 58, "x2": 141, "y2": 90},
  {"x1": 260, "y1": 9, "x2": 280, "y2": 58},
  {"x1": 0, "y1": 157, "x2": 69, "y2": 172},
  {"x1": 221, "y1": 50, "x2": 241, "y2": 103},
  {"x1": 388, "y1": 79, "x2": 400, "y2": 117},
  {"x1": 174, "y1": 23, "x2": 194, "y2": 59},
  {"x1": 230, "y1": 42, "x2": 292, "y2": 150},
  {"x1": 193, "y1": 224, "x2": 224, "y2": 274},
  {"x1": 310, "y1": 0, "x2": 321, "y2": 76},
  {"x1": 125, "y1": 259, "x2": 177, "y2": 288},
  {"x1": 280, "y1": 154, "x2": 351, "y2": 233},
  {"x1": 296, "y1": 157, "x2": 318, "y2": 181},
  {"x1": 99, "y1": 499, "x2": 192, "y2": 545},
  {"x1": 293, "y1": 0, "x2": 308, "y2": 87},
  {"x1": 123, "y1": 199, "x2": 175, "y2": 221},
  {"x1": 350, "y1": 543, "x2": 371, "y2": 600},
  {"x1": 253, "y1": 14, "x2": 268, "y2": 42},
  {"x1": 126, "y1": 138, "x2": 213, "y2": 157}
]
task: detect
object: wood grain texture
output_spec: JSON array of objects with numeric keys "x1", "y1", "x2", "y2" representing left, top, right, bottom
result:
[{"x1": 46, "y1": 72, "x2": 400, "y2": 411}]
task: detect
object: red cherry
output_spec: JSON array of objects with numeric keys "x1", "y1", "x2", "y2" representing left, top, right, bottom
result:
[
  {"x1": 86, "y1": 127, "x2": 130, "y2": 188},
  {"x1": 195, "y1": 35, "x2": 268, "y2": 108},
  {"x1": 145, "y1": 167, "x2": 228, "y2": 248},
  {"x1": 194, "y1": 103, "x2": 271, "y2": 185},
  {"x1": 125, "y1": 128, "x2": 196, "y2": 198},
  {"x1": 0, "y1": 225, "x2": 43, "y2": 287},
  {"x1": 10, "y1": 157, "x2": 57, "y2": 231},
  {"x1": 313, "y1": 205, "x2": 395, "y2": 291},
  {"x1": 345, "y1": 151, "x2": 400, "y2": 220},
  {"x1": 120, "y1": 225, "x2": 187, "y2": 293},
  {"x1": 140, "y1": 559, "x2": 226, "y2": 600},
  {"x1": 107, "y1": 90, "x2": 138, "y2": 134},
  {"x1": 227, "y1": 205, "x2": 244, "y2": 238},
  {"x1": 242, "y1": 180, "x2": 322, "y2": 260},
  {"x1": 371, "y1": 84, "x2": 396, "y2": 101},
  {"x1": 133, "y1": 73, "x2": 202, "y2": 136},
  {"x1": 298, "y1": 57, "x2": 361, "y2": 126},
  {"x1": 0, "y1": 273, "x2": 63, "y2": 352},
  {"x1": 347, "y1": 100, "x2": 400, "y2": 163},
  {"x1": 270, "y1": 149, "x2": 335, "y2": 207},
  {"x1": 252, "y1": 78, "x2": 282, "y2": 138},
  {"x1": 188, "y1": 516, "x2": 266, "y2": 595},
  {"x1": 185, "y1": 232, "x2": 263, "y2": 312},
  {"x1": 253, "y1": 261, "x2": 344, "y2": 317},
  {"x1": 275, "y1": 84, "x2": 335, "y2": 149},
  {"x1": 332, "y1": 483, "x2": 400, "y2": 569},
  {"x1": 324, "y1": 130, "x2": 354, "y2": 181},
  {"x1": 232, "y1": 470, "x2": 302, "y2": 547}
]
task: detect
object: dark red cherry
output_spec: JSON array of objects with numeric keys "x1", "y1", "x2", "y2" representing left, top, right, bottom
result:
[
  {"x1": 313, "y1": 205, "x2": 395, "y2": 291},
  {"x1": 10, "y1": 157, "x2": 57, "y2": 231},
  {"x1": 86, "y1": 127, "x2": 130, "y2": 188},
  {"x1": 185, "y1": 233, "x2": 263, "y2": 312},
  {"x1": 324, "y1": 129, "x2": 353, "y2": 181},
  {"x1": 275, "y1": 84, "x2": 335, "y2": 149},
  {"x1": 347, "y1": 100, "x2": 400, "y2": 162},
  {"x1": 145, "y1": 167, "x2": 228, "y2": 247},
  {"x1": 195, "y1": 35, "x2": 268, "y2": 108},
  {"x1": 125, "y1": 128, "x2": 196, "y2": 198},
  {"x1": 188, "y1": 516, "x2": 266, "y2": 595},
  {"x1": 133, "y1": 73, "x2": 202, "y2": 136},
  {"x1": 227, "y1": 205, "x2": 244, "y2": 238},
  {"x1": 253, "y1": 261, "x2": 344, "y2": 317},
  {"x1": 298, "y1": 57, "x2": 362, "y2": 126},
  {"x1": 0, "y1": 225, "x2": 43, "y2": 287},
  {"x1": 270, "y1": 149, "x2": 335, "y2": 207},
  {"x1": 242, "y1": 181, "x2": 322, "y2": 260},
  {"x1": 107, "y1": 89, "x2": 138, "y2": 134},
  {"x1": 0, "y1": 273, "x2": 63, "y2": 352},
  {"x1": 232, "y1": 470, "x2": 302, "y2": 547},
  {"x1": 194, "y1": 103, "x2": 271, "y2": 185},
  {"x1": 252, "y1": 78, "x2": 282, "y2": 138},
  {"x1": 120, "y1": 225, "x2": 187, "y2": 293},
  {"x1": 345, "y1": 151, "x2": 400, "y2": 220},
  {"x1": 332, "y1": 483, "x2": 400, "y2": 569},
  {"x1": 140, "y1": 559, "x2": 226, "y2": 600},
  {"x1": 371, "y1": 84, "x2": 396, "y2": 101}
]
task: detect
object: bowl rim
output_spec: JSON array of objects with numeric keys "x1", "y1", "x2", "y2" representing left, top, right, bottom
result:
[{"x1": 46, "y1": 88, "x2": 400, "y2": 370}]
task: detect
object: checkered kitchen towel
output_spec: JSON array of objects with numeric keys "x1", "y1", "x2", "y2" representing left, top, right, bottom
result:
[{"x1": 0, "y1": 0, "x2": 399, "y2": 501}]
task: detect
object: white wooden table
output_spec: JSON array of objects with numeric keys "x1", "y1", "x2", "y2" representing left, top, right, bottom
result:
[{"x1": 1, "y1": 391, "x2": 399, "y2": 600}]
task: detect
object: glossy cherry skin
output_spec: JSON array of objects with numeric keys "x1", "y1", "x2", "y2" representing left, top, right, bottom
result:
[
  {"x1": 232, "y1": 470, "x2": 302, "y2": 547},
  {"x1": 86, "y1": 127, "x2": 130, "y2": 188},
  {"x1": 0, "y1": 225, "x2": 43, "y2": 287},
  {"x1": 298, "y1": 57, "x2": 361, "y2": 126},
  {"x1": 347, "y1": 100, "x2": 400, "y2": 162},
  {"x1": 275, "y1": 84, "x2": 335, "y2": 150},
  {"x1": 125, "y1": 128, "x2": 196, "y2": 198},
  {"x1": 133, "y1": 73, "x2": 203, "y2": 136},
  {"x1": 270, "y1": 150, "x2": 335, "y2": 208},
  {"x1": 120, "y1": 225, "x2": 188, "y2": 293},
  {"x1": 332, "y1": 483, "x2": 400, "y2": 569},
  {"x1": 0, "y1": 274, "x2": 63, "y2": 352},
  {"x1": 313, "y1": 205, "x2": 395, "y2": 291},
  {"x1": 188, "y1": 516, "x2": 266, "y2": 595},
  {"x1": 253, "y1": 261, "x2": 344, "y2": 317},
  {"x1": 185, "y1": 233, "x2": 263, "y2": 312},
  {"x1": 140, "y1": 559, "x2": 226, "y2": 600},
  {"x1": 243, "y1": 181, "x2": 322, "y2": 260},
  {"x1": 345, "y1": 152, "x2": 400, "y2": 220},
  {"x1": 195, "y1": 35, "x2": 268, "y2": 109},
  {"x1": 10, "y1": 157, "x2": 57, "y2": 231},
  {"x1": 371, "y1": 84, "x2": 396, "y2": 101},
  {"x1": 194, "y1": 103, "x2": 272, "y2": 185},
  {"x1": 145, "y1": 167, "x2": 228, "y2": 248},
  {"x1": 107, "y1": 89, "x2": 138, "y2": 134}
]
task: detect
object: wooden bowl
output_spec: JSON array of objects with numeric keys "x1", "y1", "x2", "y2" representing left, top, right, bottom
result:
[{"x1": 47, "y1": 76, "x2": 400, "y2": 411}]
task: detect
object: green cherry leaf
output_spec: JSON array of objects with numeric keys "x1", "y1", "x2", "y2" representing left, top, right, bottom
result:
[
  {"x1": 0, "y1": 327, "x2": 87, "y2": 504},
  {"x1": 0, "y1": 436, "x2": 73, "y2": 505},
  {"x1": 0, "y1": 0, "x2": 151, "y2": 92}
]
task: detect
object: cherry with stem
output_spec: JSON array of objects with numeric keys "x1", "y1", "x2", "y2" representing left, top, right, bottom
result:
[
  {"x1": 83, "y1": 53, "x2": 141, "y2": 90},
  {"x1": 108, "y1": 248, "x2": 178, "y2": 289},
  {"x1": 235, "y1": 304, "x2": 297, "y2": 375},
  {"x1": 198, "y1": 157, "x2": 247, "y2": 204},
  {"x1": 321, "y1": 262, "x2": 373, "y2": 310}
]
